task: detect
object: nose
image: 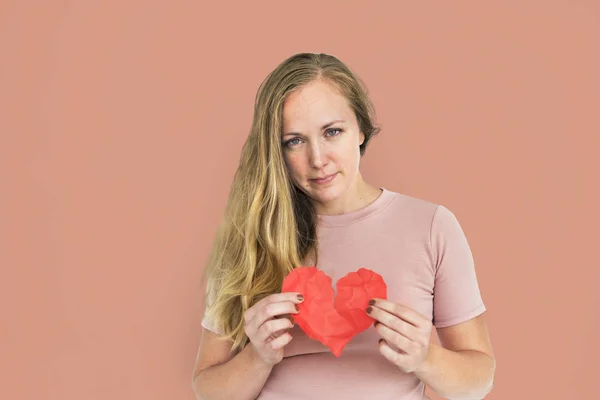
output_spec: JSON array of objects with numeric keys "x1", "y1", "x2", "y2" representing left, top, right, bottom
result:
[{"x1": 308, "y1": 141, "x2": 326, "y2": 169}]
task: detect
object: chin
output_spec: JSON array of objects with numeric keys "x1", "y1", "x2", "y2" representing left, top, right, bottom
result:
[{"x1": 304, "y1": 182, "x2": 344, "y2": 204}]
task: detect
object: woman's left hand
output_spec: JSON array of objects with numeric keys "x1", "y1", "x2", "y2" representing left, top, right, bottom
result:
[{"x1": 367, "y1": 298, "x2": 433, "y2": 374}]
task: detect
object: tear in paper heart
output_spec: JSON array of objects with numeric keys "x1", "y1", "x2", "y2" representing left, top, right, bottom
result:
[{"x1": 281, "y1": 266, "x2": 387, "y2": 357}]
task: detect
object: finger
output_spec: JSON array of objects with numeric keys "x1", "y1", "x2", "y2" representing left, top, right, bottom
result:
[
  {"x1": 374, "y1": 321, "x2": 412, "y2": 353},
  {"x1": 245, "y1": 299, "x2": 300, "y2": 335},
  {"x1": 268, "y1": 315, "x2": 295, "y2": 339},
  {"x1": 244, "y1": 292, "x2": 304, "y2": 323},
  {"x1": 246, "y1": 305, "x2": 295, "y2": 339},
  {"x1": 369, "y1": 299, "x2": 426, "y2": 328},
  {"x1": 267, "y1": 331, "x2": 293, "y2": 350},
  {"x1": 256, "y1": 317, "x2": 294, "y2": 343},
  {"x1": 368, "y1": 306, "x2": 419, "y2": 341},
  {"x1": 275, "y1": 314, "x2": 296, "y2": 326},
  {"x1": 378, "y1": 339, "x2": 410, "y2": 370},
  {"x1": 267, "y1": 324, "x2": 294, "y2": 341},
  {"x1": 259, "y1": 301, "x2": 299, "y2": 327}
]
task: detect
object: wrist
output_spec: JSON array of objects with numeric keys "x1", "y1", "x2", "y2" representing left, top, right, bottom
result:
[
  {"x1": 415, "y1": 342, "x2": 439, "y2": 377},
  {"x1": 245, "y1": 344, "x2": 276, "y2": 371}
]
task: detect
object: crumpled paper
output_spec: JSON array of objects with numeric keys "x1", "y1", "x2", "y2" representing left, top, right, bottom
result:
[{"x1": 281, "y1": 266, "x2": 387, "y2": 357}]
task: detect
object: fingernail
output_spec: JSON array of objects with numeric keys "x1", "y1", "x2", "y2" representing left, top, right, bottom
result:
[
  {"x1": 297, "y1": 294, "x2": 304, "y2": 301},
  {"x1": 366, "y1": 306, "x2": 372, "y2": 314},
  {"x1": 295, "y1": 304, "x2": 300, "y2": 312},
  {"x1": 369, "y1": 299, "x2": 376, "y2": 306}
]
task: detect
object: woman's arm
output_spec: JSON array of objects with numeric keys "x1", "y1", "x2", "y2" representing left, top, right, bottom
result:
[
  {"x1": 191, "y1": 329, "x2": 273, "y2": 400},
  {"x1": 415, "y1": 314, "x2": 496, "y2": 400},
  {"x1": 192, "y1": 292, "x2": 301, "y2": 400},
  {"x1": 369, "y1": 299, "x2": 495, "y2": 400}
]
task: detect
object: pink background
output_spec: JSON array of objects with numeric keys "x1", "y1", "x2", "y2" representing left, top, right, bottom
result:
[{"x1": 1, "y1": 1, "x2": 599, "y2": 399}]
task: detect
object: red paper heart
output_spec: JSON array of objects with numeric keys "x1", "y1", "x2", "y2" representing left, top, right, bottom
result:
[{"x1": 281, "y1": 266, "x2": 387, "y2": 357}]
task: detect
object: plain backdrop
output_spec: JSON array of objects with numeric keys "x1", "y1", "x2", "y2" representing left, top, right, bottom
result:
[{"x1": 1, "y1": 1, "x2": 599, "y2": 399}]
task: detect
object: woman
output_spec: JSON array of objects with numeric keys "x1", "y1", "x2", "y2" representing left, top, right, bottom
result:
[{"x1": 191, "y1": 52, "x2": 495, "y2": 400}]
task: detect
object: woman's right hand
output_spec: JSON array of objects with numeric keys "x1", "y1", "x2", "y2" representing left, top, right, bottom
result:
[{"x1": 243, "y1": 292, "x2": 304, "y2": 367}]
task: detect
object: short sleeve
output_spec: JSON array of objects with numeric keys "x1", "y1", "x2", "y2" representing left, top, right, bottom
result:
[
  {"x1": 201, "y1": 312, "x2": 222, "y2": 334},
  {"x1": 430, "y1": 205, "x2": 486, "y2": 328},
  {"x1": 200, "y1": 281, "x2": 223, "y2": 335}
]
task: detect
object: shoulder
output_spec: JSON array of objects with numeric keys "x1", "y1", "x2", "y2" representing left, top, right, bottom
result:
[
  {"x1": 381, "y1": 189, "x2": 471, "y2": 251},
  {"x1": 382, "y1": 187, "x2": 443, "y2": 224}
]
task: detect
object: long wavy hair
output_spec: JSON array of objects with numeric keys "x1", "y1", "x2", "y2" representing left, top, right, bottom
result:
[{"x1": 201, "y1": 52, "x2": 381, "y2": 352}]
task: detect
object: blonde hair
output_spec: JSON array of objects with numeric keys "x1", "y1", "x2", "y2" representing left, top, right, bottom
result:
[{"x1": 201, "y1": 52, "x2": 381, "y2": 352}]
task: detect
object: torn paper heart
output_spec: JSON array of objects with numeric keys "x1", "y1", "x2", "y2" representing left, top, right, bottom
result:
[{"x1": 281, "y1": 266, "x2": 387, "y2": 357}]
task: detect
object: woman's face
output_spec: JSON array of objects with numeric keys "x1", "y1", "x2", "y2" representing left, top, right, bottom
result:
[{"x1": 281, "y1": 79, "x2": 365, "y2": 212}]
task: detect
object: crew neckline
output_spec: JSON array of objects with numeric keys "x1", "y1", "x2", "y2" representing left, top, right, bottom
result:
[{"x1": 317, "y1": 187, "x2": 396, "y2": 227}]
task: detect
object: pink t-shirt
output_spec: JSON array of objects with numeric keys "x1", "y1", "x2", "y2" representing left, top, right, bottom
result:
[{"x1": 201, "y1": 188, "x2": 486, "y2": 399}]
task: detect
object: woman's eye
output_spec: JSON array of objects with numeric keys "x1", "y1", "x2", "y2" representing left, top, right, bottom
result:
[
  {"x1": 283, "y1": 129, "x2": 341, "y2": 148},
  {"x1": 284, "y1": 138, "x2": 302, "y2": 147}
]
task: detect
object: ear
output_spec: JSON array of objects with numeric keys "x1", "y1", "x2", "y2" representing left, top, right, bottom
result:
[{"x1": 359, "y1": 131, "x2": 365, "y2": 146}]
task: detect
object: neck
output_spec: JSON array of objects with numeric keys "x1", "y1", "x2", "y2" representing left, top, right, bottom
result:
[{"x1": 315, "y1": 174, "x2": 381, "y2": 216}]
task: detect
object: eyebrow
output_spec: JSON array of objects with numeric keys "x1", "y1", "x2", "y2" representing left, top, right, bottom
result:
[{"x1": 282, "y1": 119, "x2": 346, "y2": 136}]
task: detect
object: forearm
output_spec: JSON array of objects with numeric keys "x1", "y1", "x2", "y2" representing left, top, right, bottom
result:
[
  {"x1": 192, "y1": 344, "x2": 273, "y2": 400},
  {"x1": 415, "y1": 343, "x2": 495, "y2": 400}
]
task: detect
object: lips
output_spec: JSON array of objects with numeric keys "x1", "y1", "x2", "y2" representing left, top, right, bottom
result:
[{"x1": 310, "y1": 173, "x2": 337, "y2": 184}]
